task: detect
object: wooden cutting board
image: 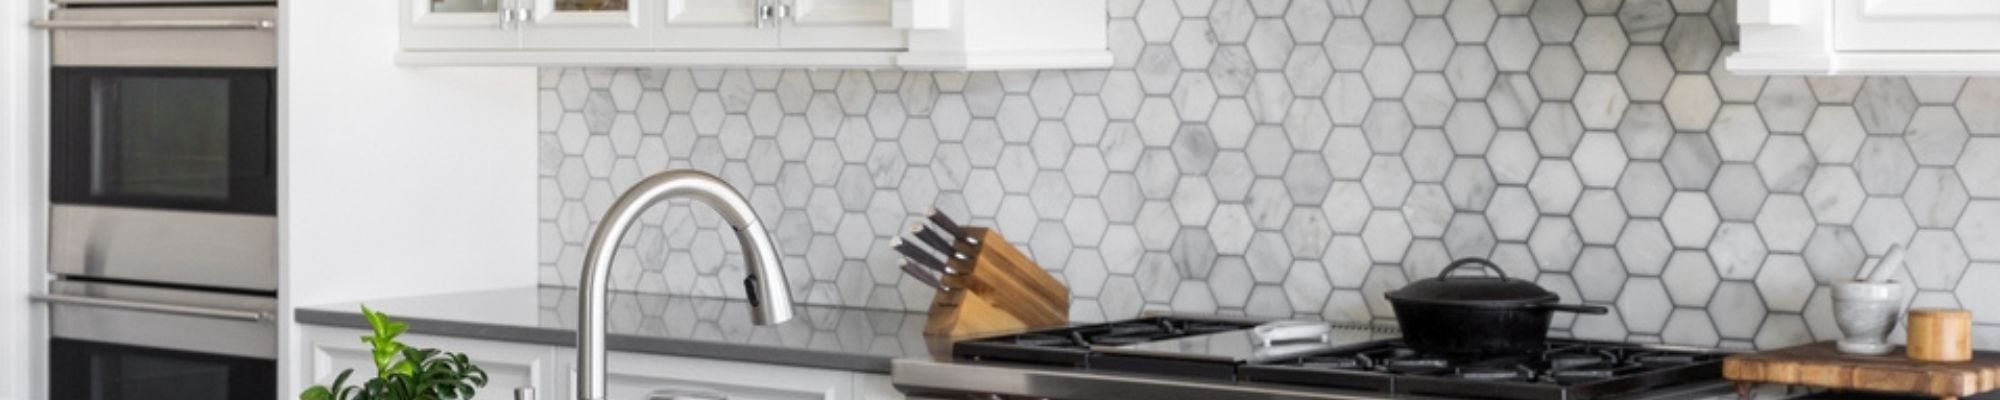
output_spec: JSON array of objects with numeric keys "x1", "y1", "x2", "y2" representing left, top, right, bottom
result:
[{"x1": 1725, "y1": 342, "x2": 2000, "y2": 400}]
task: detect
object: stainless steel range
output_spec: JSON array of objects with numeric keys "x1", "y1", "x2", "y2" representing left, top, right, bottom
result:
[{"x1": 894, "y1": 316, "x2": 1736, "y2": 400}]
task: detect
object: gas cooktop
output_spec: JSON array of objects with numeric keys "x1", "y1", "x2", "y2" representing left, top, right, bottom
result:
[
  {"x1": 1243, "y1": 340, "x2": 1726, "y2": 400},
  {"x1": 954, "y1": 316, "x2": 1261, "y2": 367},
  {"x1": 949, "y1": 316, "x2": 1730, "y2": 400}
]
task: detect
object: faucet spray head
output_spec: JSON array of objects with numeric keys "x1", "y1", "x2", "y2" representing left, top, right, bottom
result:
[{"x1": 734, "y1": 220, "x2": 794, "y2": 325}]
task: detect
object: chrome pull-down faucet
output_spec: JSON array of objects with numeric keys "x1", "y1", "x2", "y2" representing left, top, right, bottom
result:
[{"x1": 575, "y1": 170, "x2": 796, "y2": 400}]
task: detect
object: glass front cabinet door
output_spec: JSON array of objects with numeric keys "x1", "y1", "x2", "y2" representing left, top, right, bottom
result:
[
  {"x1": 521, "y1": 0, "x2": 655, "y2": 49},
  {"x1": 1834, "y1": 0, "x2": 2000, "y2": 52},
  {"x1": 405, "y1": 0, "x2": 521, "y2": 49},
  {"x1": 405, "y1": 0, "x2": 653, "y2": 49},
  {"x1": 655, "y1": 0, "x2": 780, "y2": 49},
  {"x1": 778, "y1": 0, "x2": 902, "y2": 49}
]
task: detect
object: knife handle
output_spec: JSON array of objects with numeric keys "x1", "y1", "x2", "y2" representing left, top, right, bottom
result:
[
  {"x1": 912, "y1": 224, "x2": 959, "y2": 256},
  {"x1": 892, "y1": 238, "x2": 959, "y2": 275},
  {"x1": 926, "y1": 208, "x2": 978, "y2": 245}
]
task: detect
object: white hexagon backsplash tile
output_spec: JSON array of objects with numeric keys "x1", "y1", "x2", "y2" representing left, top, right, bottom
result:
[{"x1": 538, "y1": 3, "x2": 2000, "y2": 349}]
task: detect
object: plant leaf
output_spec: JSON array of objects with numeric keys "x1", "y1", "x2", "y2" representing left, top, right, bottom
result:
[
  {"x1": 301, "y1": 386, "x2": 332, "y2": 400},
  {"x1": 360, "y1": 305, "x2": 413, "y2": 377},
  {"x1": 330, "y1": 369, "x2": 355, "y2": 397},
  {"x1": 361, "y1": 305, "x2": 388, "y2": 338},
  {"x1": 305, "y1": 306, "x2": 489, "y2": 400}
]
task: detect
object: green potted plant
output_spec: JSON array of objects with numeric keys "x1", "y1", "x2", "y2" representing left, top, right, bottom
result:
[{"x1": 301, "y1": 306, "x2": 489, "y2": 400}]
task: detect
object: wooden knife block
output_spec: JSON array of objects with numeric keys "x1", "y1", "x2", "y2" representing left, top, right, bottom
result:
[{"x1": 924, "y1": 227, "x2": 1070, "y2": 338}]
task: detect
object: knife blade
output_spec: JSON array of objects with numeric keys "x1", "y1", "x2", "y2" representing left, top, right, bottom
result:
[
  {"x1": 901, "y1": 260, "x2": 946, "y2": 291},
  {"x1": 911, "y1": 224, "x2": 961, "y2": 258},
  {"x1": 891, "y1": 238, "x2": 957, "y2": 275},
  {"x1": 926, "y1": 208, "x2": 977, "y2": 245}
]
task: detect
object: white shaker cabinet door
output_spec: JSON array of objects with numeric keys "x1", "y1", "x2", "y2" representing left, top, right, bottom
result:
[
  {"x1": 521, "y1": 0, "x2": 657, "y2": 49},
  {"x1": 656, "y1": 0, "x2": 783, "y2": 49},
  {"x1": 404, "y1": 0, "x2": 522, "y2": 49},
  {"x1": 557, "y1": 349, "x2": 857, "y2": 400},
  {"x1": 852, "y1": 373, "x2": 907, "y2": 400},
  {"x1": 1835, "y1": 0, "x2": 2000, "y2": 51},
  {"x1": 304, "y1": 327, "x2": 559, "y2": 399},
  {"x1": 778, "y1": 0, "x2": 904, "y2": 49}
]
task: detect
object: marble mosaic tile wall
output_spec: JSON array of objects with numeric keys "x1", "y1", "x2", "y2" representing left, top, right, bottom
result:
[{"x1": 538, "y1": 0, "x2": 2000, "y2": 349}]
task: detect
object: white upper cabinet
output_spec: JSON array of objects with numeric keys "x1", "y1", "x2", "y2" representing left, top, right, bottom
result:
[
  {"x1": 1733, "y1": 0, "x2": 2000, "y2": 74},
  {"x1": 896, "y1": 0, "x2": 1111, "y2": 69},
  {"x1": 403, "y1": 0, "x2": 521, "y2": 49},
  {"x1": 655, "y1": 0, "x2": 779, "y2": 49},
  {"x1": 521, "y1": 0, "x2": 655, "y2": 49},
  {"x1": 1833, "y1": 0, "x2": 2000, "y2": 51},
  {"x1": 780, "y1": 0, "x2": 902, "y2": 49},
  {"x1": 394, "y1": 0, "x2": 1110, "y2": 69}
]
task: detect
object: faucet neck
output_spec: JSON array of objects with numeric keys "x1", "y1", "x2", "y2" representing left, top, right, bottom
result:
[{"x1": 575, "y1": 170, "x2": 795, "y2": 400}]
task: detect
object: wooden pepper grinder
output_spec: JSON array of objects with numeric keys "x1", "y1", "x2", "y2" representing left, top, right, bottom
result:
[{"x1": 1908, "y1": 308, "x2": 1974, "y2": 363}]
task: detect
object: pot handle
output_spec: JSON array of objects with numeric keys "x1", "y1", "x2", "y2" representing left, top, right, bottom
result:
[
  {"x1": 1438, "y1": 258, "x2": 1506, "y2": 281},
  {"x1": 1537, "y1": 303, "x2": 1611, "y2": 315}
]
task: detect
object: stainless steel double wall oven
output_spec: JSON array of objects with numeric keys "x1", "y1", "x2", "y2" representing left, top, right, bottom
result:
[{"x1": 36, "y1": 0, "x2": 279, "y2": 398}]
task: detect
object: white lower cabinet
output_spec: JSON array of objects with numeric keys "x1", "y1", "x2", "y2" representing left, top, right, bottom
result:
[
  {"x1": 301, "y1": 325, "x2": 902, "y2": 400},
  {"x1": 850, "y1": 374, "x2": 902, "y2": 400},
  {"x1": 554, "y1": 348, "x2": 875, "y2": 400},
  {"x1": 305, "y1": 326, "x2": 559, "y2": 399}
]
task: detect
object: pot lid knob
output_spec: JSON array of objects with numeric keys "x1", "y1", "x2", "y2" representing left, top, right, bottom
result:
[{"x1": 1438, "y1": 258, "x2": 1506, "y2": 281}]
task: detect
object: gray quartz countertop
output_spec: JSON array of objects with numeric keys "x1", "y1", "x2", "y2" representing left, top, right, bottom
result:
[{"x1": 295, "y1": 286, "x2": 938, "y2": 374}]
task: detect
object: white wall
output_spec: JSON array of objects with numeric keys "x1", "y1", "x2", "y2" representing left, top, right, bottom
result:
[
  {"x1": 0, "y1": 0, "x2": 20, "y2": 397},
  {"x1": 277, "y1": 0, "x2": 538, "y2": 395},
  {"x1": 0, "y1": 0, "x2": 46, "y2": 398}
]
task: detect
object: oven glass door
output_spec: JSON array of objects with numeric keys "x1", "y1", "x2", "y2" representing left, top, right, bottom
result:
[
  {"x1": 50, "y1": 67, "x2": 275, "y2": 215},
  {"x1": 50, "y1": 338, "x2": 276, "y2": 400}
]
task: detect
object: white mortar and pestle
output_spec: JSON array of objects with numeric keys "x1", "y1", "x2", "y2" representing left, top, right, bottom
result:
[{"x1": 1833, "y1": 244, "x2": 1909, "y2": 355}]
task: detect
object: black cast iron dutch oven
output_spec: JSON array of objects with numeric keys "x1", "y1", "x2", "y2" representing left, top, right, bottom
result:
[{"x1": 1385, "y1": 257, "x2": 1610, "y2": 354}]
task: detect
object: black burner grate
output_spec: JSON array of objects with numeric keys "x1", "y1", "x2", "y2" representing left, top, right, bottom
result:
[
  {"x1": 951, "y1": 317, "x2": 1260, "y2": 368},
  {"x1": 952, "y1": 317, "x2": 1727, "y2": 400},
  {"x1": 1241, "y1": 339, "x2": 1727, "y2": 400}
]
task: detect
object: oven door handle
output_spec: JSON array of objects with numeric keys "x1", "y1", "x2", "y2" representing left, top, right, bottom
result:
[
  {"x1": 31, "y1": 294, "x2": 270, "y2": 322},
  {"x1": 30, "y1": 19, "x2": 276, "y2": 30}
]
